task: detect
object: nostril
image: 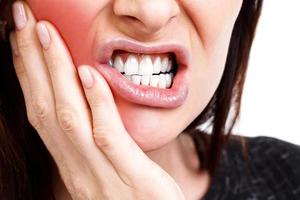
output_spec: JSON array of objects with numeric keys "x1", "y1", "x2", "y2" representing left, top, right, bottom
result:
[
  {"x1": 121, "y1": 15, "x2": 142, "y2": 25},
  {"x1": 126, "y1": 15, "x2": 139, "y2": 22},
  {"x1": 120, "y1": 15, "x2": 147, "y2": 29}
]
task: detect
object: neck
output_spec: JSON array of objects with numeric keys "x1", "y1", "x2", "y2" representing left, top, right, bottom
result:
[
  {"x1": 145, "y1": 133, "x2": 211, "y2": 200},
  {"x1": 145, "y1": 133, "x2": 200, "y2": 177}
]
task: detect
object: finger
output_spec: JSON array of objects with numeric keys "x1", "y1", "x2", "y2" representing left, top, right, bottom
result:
[
  {"x1": 10, "y1": 31, "x2": 72, "y2": 170},
  {"x1": 12, "y1": 1, "x2": 55, "y2": 130},
  {"x1": 9, "y1": 31, "x2": 35, "y2": 123},
  {"x1": 12, "y1": 1, "x2": 80, "y2": 164},
  {"x1": 35, "y1": 21, "x2": 102, "y2": 154},
  {"x1": 34, "y1": 21, "x2": 121, "y2": 183},
  {"x1": 78, "y1": 65, "x2": 151, "y2": 184},
  {"x1": 11, "y1": 3, "x2": 119, "y2": 189}
]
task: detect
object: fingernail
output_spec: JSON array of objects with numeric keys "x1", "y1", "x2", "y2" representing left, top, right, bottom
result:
[
  {"x1": 78, "y1": 66, "x2": 94, "y2": 89},
  {"x1": 9, "y1": 32, "x2": 20, "y2": 57},
  {"x1": 36, "y1": 23, "x2": 51, "y2": 50},
  {"x1": 12, "y1": 1, "x2": 27, "y2": 30}
]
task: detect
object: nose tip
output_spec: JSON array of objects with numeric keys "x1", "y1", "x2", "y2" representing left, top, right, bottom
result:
[{"x1": 113, "y1": 0, "x2": 180, "y2": 35}]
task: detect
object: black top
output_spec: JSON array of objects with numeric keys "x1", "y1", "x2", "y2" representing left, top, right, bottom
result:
[{"x1": 202, "y1": 136, "x2": 300, "y2": 200}]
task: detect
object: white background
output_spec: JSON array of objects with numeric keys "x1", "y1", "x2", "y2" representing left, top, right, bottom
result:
[{"x1": 234, "y1": 1, "x2": 300, "y2": 145}]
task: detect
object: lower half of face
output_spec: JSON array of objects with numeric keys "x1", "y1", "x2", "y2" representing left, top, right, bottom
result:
[{"x1": 26, "y1": 0, "x2": 242, "y2": 151}]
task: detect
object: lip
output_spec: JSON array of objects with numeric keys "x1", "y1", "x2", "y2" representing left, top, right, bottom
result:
[{"x1": 94, "y1": 38, "x2": 190, "y2": 108}]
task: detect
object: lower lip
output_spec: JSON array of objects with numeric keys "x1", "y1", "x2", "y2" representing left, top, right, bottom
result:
[{"x1": 95, "y1": 64, "x2": 189, "y2": 108}]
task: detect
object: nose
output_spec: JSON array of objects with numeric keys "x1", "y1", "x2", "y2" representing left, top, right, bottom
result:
[{"x1": 113, "y1": 0, "x2": 180, "y2": 35}]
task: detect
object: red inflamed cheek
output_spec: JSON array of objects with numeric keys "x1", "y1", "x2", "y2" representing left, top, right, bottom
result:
[{"x1": 26, "y1": 0, "x2": 99, "y2": 66}]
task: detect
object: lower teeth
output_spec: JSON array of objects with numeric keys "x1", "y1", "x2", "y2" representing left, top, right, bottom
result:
[{"x1": 123, "y1": 72, "x2": 174, "y2": 89}]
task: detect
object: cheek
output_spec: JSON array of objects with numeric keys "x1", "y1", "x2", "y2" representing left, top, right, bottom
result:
[
  {"x1": 26, "y1": 0, "x2": 100, "y2": 65},
  {"x1": 188, "y1": 0, "x2": 242, "y2": 89},
  {"x1": 180, "y1": 1, "x2": 243, "y2": 129},
  {"x1": 184, "y1": 0, "x2": 242, "y2": 56}
]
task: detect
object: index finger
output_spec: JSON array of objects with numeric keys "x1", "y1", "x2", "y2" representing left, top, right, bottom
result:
[{"x1": 78, "y1": 65, "x2": 154, "y2": 185}]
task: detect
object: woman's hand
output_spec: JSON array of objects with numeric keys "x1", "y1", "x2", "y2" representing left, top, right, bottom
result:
[{"x1": 9, "y1": 1, "x2": 185, "y2": 199}]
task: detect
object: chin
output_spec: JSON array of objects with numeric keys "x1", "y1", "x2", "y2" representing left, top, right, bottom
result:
[{"x1": 114, "y1": 93, "x2": 181, "y2": 151}]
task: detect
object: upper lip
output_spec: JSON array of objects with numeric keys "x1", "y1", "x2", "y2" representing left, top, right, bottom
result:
[{"x1": 95, "y1": 38, "x2": 190, "y2": 68}]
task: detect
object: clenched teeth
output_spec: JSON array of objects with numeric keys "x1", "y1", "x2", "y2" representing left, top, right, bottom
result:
[{"x1": 108, "y1": 53, "x2": 176, "y2": 89}]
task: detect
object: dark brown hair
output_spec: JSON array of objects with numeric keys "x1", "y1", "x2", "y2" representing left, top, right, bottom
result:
[{"x1": 0, "y1": 0, "x2": 263, "y2": 199}]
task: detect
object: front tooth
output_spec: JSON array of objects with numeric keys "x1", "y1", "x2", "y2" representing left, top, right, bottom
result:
[
  {"x1": 158, "y1": 74, "x2": 167, "y2": 89},
  {"x1": 141, "y1": 75, "x2": 151, "y2": 86},
  {"x1": 132, "y1": 75, "x2": 141, "y2": 85},
  {"x1": 153, "y1": 57, "x2": 162, "y2": 74},
  {"x1": 139, "y1": 55, "x2": 153, "y2": 75},
  {"x1": 165, "y1": 74, "x2": 172, "y2": 88},
  {"x1": 166, "y1": 59, "x2": 172, "y2": 72},
  {"x1": 124, "y1": 55, "x2": 139, "y2": 75},
  {"x1": 113, "y1": 56, "x2": 124, "y2": 73},
  {"x1": 161, "y1": 57, "x2": 168, "y2": 73},
  {"x1": 150, "y1": 75, "x2": 159, "y2": 87}
]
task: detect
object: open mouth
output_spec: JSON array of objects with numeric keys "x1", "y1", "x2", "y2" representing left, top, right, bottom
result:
[
  {"x1": 108, "y1": 50, "x2": 178, "y2": 89},
  {"x1": 95, "y1": 39, "x2": 189, "y2": 108}
]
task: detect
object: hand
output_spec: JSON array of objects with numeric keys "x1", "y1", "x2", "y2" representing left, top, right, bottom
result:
[{"x1": 10, "y1": 1, "x2": 185, "y2": 200}]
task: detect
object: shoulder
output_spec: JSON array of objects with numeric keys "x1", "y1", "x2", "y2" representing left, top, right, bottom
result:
[
  {"x1": 234, "y1": 135, "x2": 300, "y2": 198},
  {"x1": 244, "y1": 136, "x2": 300, "y2": 178},
  {"x1": 224, "y1": 135, "x2": 300, "y2": 164},
  {"x1": 204, "y1": 135, "x2": 300, "y2": 200},
  {"x1": 247, "y1": 137, "x2": 300, "y2": 199},
  {"x1": 246, "y1": 135, "x2": 300, "y2": 156}
]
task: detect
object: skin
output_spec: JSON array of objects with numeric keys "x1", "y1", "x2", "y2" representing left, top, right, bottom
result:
[
  {"x1": 10, "y1": 0, "x2": 243, "y2": 199},
  {"x1": 25, "y1": 0, "x2": 243, "y2": 151}
]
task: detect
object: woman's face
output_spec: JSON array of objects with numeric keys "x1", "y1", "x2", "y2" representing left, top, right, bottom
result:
[{"x1": 25, "y1": 0, "x2": 242, "y2": 151}]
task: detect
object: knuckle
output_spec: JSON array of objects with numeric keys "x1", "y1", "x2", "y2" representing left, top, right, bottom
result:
[
  {"x1": 31, "y1": 97, "x2": 50, "y2": 126},
  {"x1": 34, "y1": 99, "x2": 49, "y2": 120},
  {"x1": 93, "y1": 128, "x2": 113, "y2": 150},
  {"x1": 17, "y1": 36, "x2": 36, "y2": 51},
  {"x1": 87, "y1": 95, "x2": 105, "y2": 108},
  {"x1": 27, "y1": 110, "x2": 41, "y2": 130},
  {"x1": 56, "y1": 106, "x2": 76, "y2": 132},
  {"x1": 68, "y1": 178, "x2": 93, "y2": 200},
  {"x1": 86, "y1": 91, "x2": 111, "y2": 109}
]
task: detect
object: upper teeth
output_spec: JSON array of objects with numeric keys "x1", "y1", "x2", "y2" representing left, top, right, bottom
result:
[
  {"x1": 108, "y1": 54, "x2": 174, "y2": 76},
  {"x1": 113, "y1": 56, "x2": 124, "y2": 73}
]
